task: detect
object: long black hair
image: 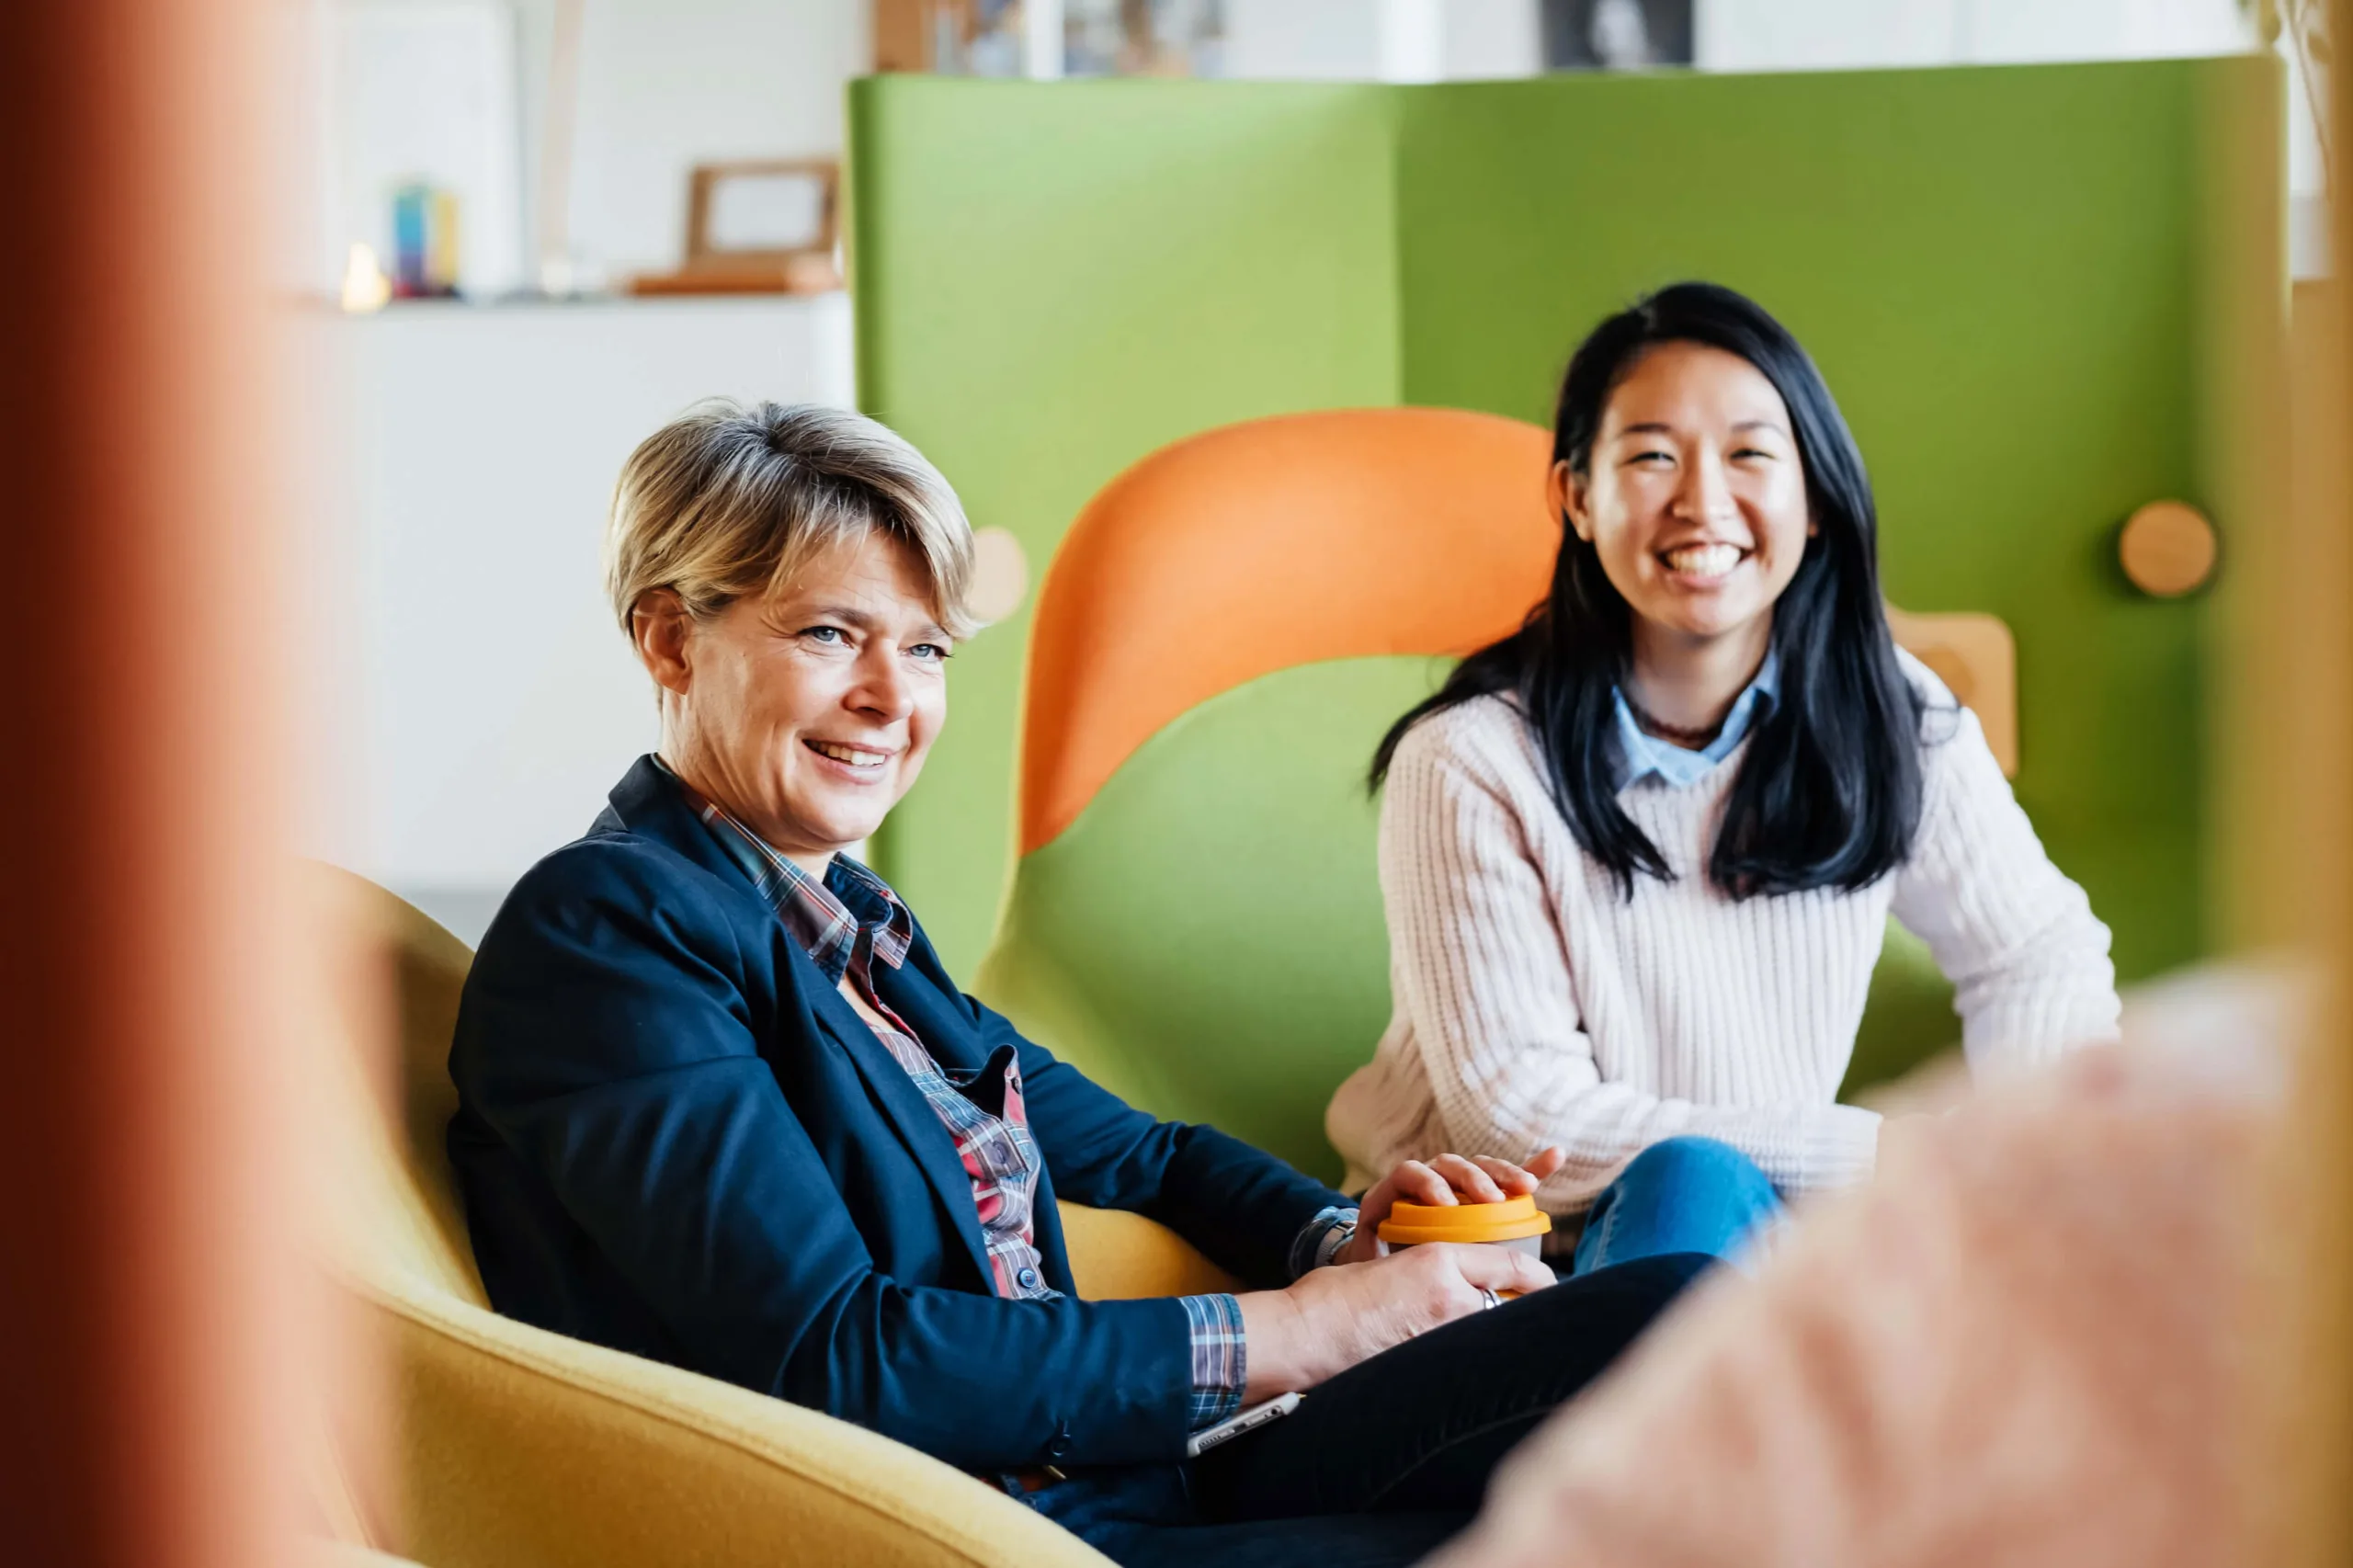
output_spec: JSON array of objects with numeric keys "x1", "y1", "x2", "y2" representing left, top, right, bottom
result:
[{"x1": 1372, "y1": 281, "x2": 1927, "y2": 900}]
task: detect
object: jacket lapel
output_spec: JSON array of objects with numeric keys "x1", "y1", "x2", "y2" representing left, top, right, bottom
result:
[
  {"x1": 797, "y1": 960, "x2": 997, "y2": 1288},
  {"x1": 603, "y1": 756, "x2": 1000, "y2": 1290}
]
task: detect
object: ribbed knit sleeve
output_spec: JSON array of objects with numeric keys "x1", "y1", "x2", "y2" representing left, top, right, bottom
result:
[
  {"x1": 1889, "y1": 698, "x2": 2122, "y2": 1075},
  {"x1": 1371, "y1": 709, "x2": 1882, "y2": 1205}
]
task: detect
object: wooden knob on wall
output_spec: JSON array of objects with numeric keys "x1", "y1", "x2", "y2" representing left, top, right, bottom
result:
[{"x1": 2119, "y1": 501, "x2": 2218, "y2": 597}]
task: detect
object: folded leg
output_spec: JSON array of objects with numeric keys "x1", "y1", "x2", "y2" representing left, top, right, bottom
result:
[{"x1": 1193, "y1": 1251, "x2": 1712, "y2": 1522}]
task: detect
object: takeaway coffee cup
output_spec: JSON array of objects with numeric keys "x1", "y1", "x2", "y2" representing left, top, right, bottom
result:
[{"x1": 1373, "y1": 1193, "x2": 1553, "y2": 1259}]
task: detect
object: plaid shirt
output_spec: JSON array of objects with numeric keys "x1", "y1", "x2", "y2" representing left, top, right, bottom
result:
[{"x1": 665, "y1": 768, "x2": 1356, "y2": 1428}]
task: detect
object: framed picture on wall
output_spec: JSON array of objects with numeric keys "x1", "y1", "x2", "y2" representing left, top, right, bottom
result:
[
  {"x1": 1541, "y1": 0, "x2": 1694, "y2": 70},
  {"x1": 628, "y1": 159, "x2": 841, "y2": 295}
]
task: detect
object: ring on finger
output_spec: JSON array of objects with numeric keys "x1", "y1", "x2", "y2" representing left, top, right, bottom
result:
[{"x1": 1477, "y1": 1286, "x2": 1501, "y2": 1312}]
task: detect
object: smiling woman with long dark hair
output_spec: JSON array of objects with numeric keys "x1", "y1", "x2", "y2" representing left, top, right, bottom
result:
[{"x1": 1327, "y1": 282, "x2": 2121, "y2": 1272}]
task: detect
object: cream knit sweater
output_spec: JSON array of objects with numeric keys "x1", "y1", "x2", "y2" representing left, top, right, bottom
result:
[{"x1": 1325, "y1": 659, "x2": 2121, "y2": 1210}]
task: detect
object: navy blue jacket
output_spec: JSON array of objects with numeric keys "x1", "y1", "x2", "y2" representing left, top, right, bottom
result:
[{"x1": 447, "y1": 757, "x2": 1348, "y2": 1471}]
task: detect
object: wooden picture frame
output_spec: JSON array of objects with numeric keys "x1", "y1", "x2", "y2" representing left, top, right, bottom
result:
[{"x1": 629, "y1": 158, "x2": 841, "y2": 296}]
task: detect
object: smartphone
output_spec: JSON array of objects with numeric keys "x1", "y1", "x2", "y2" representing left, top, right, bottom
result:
[{"x1": 1184, "y1": 1392, "x2": 1302, "y2": 1459}]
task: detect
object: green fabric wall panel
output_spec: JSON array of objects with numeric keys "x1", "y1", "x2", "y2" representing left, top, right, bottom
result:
[
  {"x1": 852, "y1": 61, "x2": 2281, "y2": 987},
  {"x1": 848, "y1": 78, "x2": 1404, "y2": 973},
  {"x1": 2189, "y1": 61, "x2": 2290, "y2": 951}
]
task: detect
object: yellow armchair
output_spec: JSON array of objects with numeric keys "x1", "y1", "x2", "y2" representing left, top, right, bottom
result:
[{"x1": 310, "y1": 867, "x2": 1233, "y2": 1568}]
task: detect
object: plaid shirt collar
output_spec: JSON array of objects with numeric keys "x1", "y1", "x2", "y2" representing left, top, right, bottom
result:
[{"x1": 654, "y1": 757, "x2": 913, "y2": 983}]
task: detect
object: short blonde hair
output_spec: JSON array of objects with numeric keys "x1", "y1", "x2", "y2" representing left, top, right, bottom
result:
[{"x1": 605, "y1": 400, "x2": 975, "y2": 640}]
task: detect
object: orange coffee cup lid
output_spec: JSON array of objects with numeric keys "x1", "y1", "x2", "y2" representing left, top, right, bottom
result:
[{"x1": 1374, "y1": 1193, "x2": 1552, "y2": 1246}]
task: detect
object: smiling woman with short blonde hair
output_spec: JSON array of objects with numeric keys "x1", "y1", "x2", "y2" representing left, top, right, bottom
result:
[
  {"x1": 608, "y1": 401, "x2": 972, "y2": 872},
  {"x1": 445, "y1": 400, "x2": 1715, "y2": 1568}
]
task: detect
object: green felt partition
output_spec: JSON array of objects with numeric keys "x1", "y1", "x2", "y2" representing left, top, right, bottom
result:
[
  {"x1": 851, "y1": 62, "x2": 2284, "y2": 1169},
  {"x1": 851, "y1": 60, "x2": 2283, "y2": 990}
]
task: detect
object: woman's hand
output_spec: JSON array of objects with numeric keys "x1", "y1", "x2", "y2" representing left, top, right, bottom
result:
[
  {"x1": 1229, "y1": 1147, "x2": 1571, "y2": 1400},
  {"x1": 1334, "y1": 1147, "x2": 1569, "y2": 1267},
  {"x1": 1233, "y1": 1242, "x2": 1556, "y2": 1401}
]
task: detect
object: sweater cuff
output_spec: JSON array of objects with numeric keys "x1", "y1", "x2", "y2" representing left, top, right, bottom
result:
[{"x1": 1805, "y1": 1103, "x2": 1883, "y2": 1190}]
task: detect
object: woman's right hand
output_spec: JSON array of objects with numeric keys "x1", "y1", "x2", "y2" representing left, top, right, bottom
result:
[{"x1": 1233, "y1": 1242, "x2": 1554, "y2": 1402}]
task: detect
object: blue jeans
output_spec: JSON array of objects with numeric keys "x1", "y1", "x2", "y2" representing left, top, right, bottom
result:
[
  {"x1": 1570, "y1": 1135, "x2": 1784, "y2": 1277},
  {"x1": 1023, "y1": 1252, "x2": 1711, "y2": 1568}
]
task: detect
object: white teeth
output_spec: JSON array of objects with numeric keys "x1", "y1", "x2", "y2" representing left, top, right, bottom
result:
[
  {"x1": 811, "y1": 741, "x2": 889, "y2": 767},
  {"x1": 1664, "y1": 543, "x2": 1742, "y2": 579}
]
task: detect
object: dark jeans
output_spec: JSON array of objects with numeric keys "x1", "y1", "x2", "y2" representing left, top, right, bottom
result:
[{"x1": 1023, "y1": 1252, "x2": 1711, "y2": 1568}]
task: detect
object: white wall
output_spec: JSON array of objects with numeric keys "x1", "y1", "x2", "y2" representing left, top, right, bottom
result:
[
  {"x1": 317, "y1": 2, "x2": 530, "y2": 294},
  {"x1": 324, "y1": 0, "x2": 869, "y2": 292},
  {"x1": 561, "y1": 0, "x2": 868, "y2": 278},
  {"x1": 1442, "y1": 0, "x2": 1545, "y2": 79},
  {"x1": 304, "y1": 294, "x2": 854, "y2": 942},
  {"x1": 1696, "y1": 0, "x2": 1958, "y2": 69},
  {"x1": 1224, "y1": 0, "x2": 1384, "y2": 79},
  {"x1": 1698, "y1": 0, "x2": 2251, "y2": 72},
  {"x1": 1223, "y1": 0, "x2": 1540, "y2": 81}
]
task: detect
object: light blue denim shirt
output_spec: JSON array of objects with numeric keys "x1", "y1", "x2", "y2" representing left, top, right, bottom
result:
[{"x1": 1612, "y1": 649, "x2": 1780, "y2": 790}]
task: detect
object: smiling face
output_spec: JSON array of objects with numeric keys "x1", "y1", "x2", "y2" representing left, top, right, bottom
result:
[
  {"x1": 634, "y1": 530, "x2": 951, "y2": 873},
  {"x1": 1556, "y1": 339, "x2": 1814, "y2": 659}
]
